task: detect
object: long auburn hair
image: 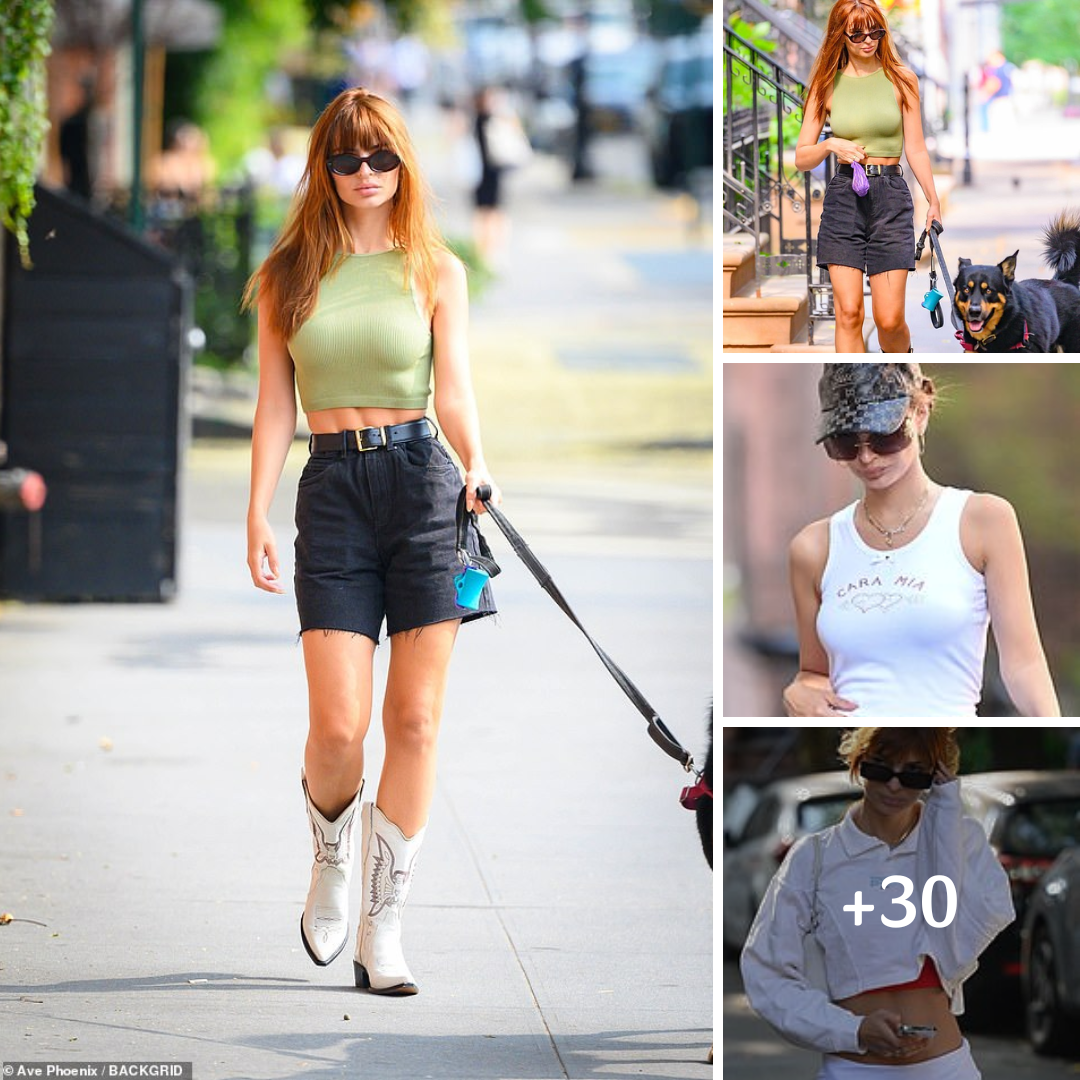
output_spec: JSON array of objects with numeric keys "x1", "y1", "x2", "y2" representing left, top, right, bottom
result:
[
  {"x1": 242, "y1": 87, "x2": 445, "y2": 340},
  {"x1": 805, "y1": 0, "x2": 918, "y2": 124}
]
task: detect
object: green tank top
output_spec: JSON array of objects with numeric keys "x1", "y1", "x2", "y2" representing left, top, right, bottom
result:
[
  {"x1": 288, "y1": 249, "x2": 433, "y2": 413},
  {"x1": 830, "y1": 67, "x2": 904, "y2": 158}
]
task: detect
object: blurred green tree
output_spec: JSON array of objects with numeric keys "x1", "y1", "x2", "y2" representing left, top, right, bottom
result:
[
  {"x1": 1001, "y1": 0, "x2": 1080, "y2": 67},
  {"x1": 0, "y1": 0, "x2": 55, "y2": 267}
]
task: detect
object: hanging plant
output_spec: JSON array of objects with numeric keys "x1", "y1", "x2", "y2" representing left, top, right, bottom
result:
[{"x1": 0, "y1": 0, "x2": 56, "y2": 268}]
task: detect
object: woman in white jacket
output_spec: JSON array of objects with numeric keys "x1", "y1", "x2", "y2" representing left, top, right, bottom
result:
[{"x1": 740, "y1": 728, "x2": 1014, "y2": 1079}]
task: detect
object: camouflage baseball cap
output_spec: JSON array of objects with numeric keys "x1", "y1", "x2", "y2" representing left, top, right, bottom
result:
[{"x1": 816, "y1": 363, "x2": 921, "y2": 443}]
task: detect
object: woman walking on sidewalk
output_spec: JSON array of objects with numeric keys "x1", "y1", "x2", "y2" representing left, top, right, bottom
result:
[
  {"x1": 783, "y1": 363, "x2": 1060, "y2": 718},
  {"x1": 742, "y1": 727, "x2": 1014, "y2": 1080},
  {"x1": 243, "y1": 86, "x2": 499, "y2": 994},
  {"x1": 795, "y1": 0, "x2": 943, "y2": 353}
]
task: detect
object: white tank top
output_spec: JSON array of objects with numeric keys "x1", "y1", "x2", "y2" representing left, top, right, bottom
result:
[{"x1": 816, "y1": 487, "x2": 989, "y2": 716}]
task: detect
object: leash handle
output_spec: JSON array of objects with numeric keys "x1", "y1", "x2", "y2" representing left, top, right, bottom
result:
[
  {"x1": 474, "y1": 485, "x2": 696, "y2": 773},
  {"x1": 455, "y1": 487, "x2": 500, "y2": 577}
]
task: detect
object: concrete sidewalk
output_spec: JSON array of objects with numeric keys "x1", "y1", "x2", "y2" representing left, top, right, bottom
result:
[
  {"x1": 0, "y1": 441, "x2": 713, "y2": 1080},
  {"x1": 899, "y1": 158, "x2": 1080, "y2": 353}
]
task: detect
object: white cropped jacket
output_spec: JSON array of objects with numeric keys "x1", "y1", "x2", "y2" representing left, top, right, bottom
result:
[{"x1": 739, "y1": 778, "x2": 1015, "y2": 1055}]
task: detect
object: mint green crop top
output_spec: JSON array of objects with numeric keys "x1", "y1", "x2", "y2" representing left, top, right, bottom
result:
[
  {"x1": 288, "y1": 249, "x2": 433, "y2": 412},
  {"x1": 830, "y1": 67, "x2": 904, "y2": 158}
]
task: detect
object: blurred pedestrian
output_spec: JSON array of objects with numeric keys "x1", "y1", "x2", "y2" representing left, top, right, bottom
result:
[
  {"x1": 976, "y1": 50, "x2": 1016, "y2": 133},
  {"x1": 794, "y1": 0, "x2": 942, "y2": 353},
  {"x1": 568, "y1": 21, "x2": 595, "y2": 182},
  {"x1": 148, "y1": 120, "x2": 215, "y2": 205},
  {"x1": 59, "y1": 75, "x2": 94, "y2": 200},
  {"x1": 783, "y1": 363, "x2": 1061, "y2": 718},
  {"x1": 741, "y1": 727, "x2": 1014, "y2": 1079},
  {"x1": 242, "y1": 86, "x2": 500, "y2": 995},
  {"x1": 472, "y1": 86, "x2": 531, "y2": 263}
]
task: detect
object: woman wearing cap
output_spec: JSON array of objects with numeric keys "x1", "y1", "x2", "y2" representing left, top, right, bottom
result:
[
  {"x1": 783, "y1": 363, "x2": 1059, "y2": 718},
  {"x1": 795, "y1": 0, "x2": 942, "y2": 353},
  {"x1": 741, "y1": 727, "x2": 1014, "y2": 1080}
]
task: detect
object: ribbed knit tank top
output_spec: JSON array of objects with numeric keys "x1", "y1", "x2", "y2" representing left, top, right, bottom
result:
[
  {"x1": 288, "y1": 249, "x2": 433, "y2": 413},
  {"x1": 816, "y1": 487, "x2": 989, "y2": 716},
  {"x1": 830, "y1": 67, "x2": 904, "y2": 158}
]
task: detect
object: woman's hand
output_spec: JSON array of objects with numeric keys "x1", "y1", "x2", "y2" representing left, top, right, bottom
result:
[
  {"x1": 830, "y1": 138, "x2": 867, "y2": 165},
  {"x1": 932, "y1": 762, "x2": 957, "y2": 786},
  {"x1": 857, "y1": 1011, "x2": 933, "y2": 1058},
  {"x1": 247, "y1": 514, "x2": 284, "y2": 594},
  {"x1": 465, "y1": 470, "x2": 501, "y2": 516},
  {"x1": 925, "y1": 202, "x2": 942, "y2": 236},
  {"x1": 782, "y1": 671, "x2": 858, "y2": 717}
]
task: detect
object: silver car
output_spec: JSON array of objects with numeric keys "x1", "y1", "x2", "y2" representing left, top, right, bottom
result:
[
  {"x1": 723, "y1": 770, "x2": 861, "y2": 955},
  {"x1": 1021, "y1": 844, "x2": 1080, "y2": 1057}
]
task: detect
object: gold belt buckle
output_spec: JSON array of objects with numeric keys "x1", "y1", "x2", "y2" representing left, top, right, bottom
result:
[{"x1": 355, "y1": 426, "x2": 388, "y2": 452}]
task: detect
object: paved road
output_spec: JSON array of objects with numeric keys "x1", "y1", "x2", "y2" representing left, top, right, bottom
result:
[{"x1": 723, "y1": 960, "x2": 1079, "y2": 1079}]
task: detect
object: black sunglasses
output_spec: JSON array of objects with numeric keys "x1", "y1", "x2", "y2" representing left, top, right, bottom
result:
[
  {"x1": 847, "y1": 29, "x2": 887, "y2": 43},
  {"x1": 326, "y1": 150, "x2": 401, "y2": 175},
  {"x1": 823, "y1": 421, "x2": 912, "y2": 461},
  {"x1": 859, "y1": 760, "x2": 934, "y2": 790}
]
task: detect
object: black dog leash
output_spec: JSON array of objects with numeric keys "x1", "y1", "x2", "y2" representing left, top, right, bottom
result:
[
  {"x1": 471, "y1": 484, "x2": 698, "y2": 776},
  {"x1": 915, "y1": 220, "x2": 953, "y2": 329}
]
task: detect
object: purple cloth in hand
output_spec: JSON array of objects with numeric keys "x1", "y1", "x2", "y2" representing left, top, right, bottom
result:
[{"x1": 852, "y1": 161, "x2": 870, "y2": 196}]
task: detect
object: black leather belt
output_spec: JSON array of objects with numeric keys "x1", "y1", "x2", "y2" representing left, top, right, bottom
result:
[
  {"x1": 838, "y1": 163, "x2": 904, "y2": 177},
  {"x1": 309, "y1": 418, "x2": 434, "y2": 454}
]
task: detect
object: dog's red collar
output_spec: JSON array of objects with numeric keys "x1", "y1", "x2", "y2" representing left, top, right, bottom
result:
[
  {"x1": 680, "y1": 775, "x2": 712, "y2": 810},
  {"x1": 955, "y1": 321, "x2": 1030, "y2": 351}
]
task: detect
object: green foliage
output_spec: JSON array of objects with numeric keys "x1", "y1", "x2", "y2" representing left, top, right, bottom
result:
[
  {"x1": 193, "y1": 1, "x2": 311, "y2": 177},
  {"x1": 444, "y1": 236, "x2": 494, "y2": 301},
  {"x1": 1001, "y1": 0, "x2": 1080, "y2": 68},
  {"x1": 0, "y1": 0, "x2": 55, "y2": 268}
]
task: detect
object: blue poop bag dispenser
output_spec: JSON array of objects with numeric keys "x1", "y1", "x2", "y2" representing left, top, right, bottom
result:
[{"x1": 453, "y1": 486, "x2": 500, "y2": 610}]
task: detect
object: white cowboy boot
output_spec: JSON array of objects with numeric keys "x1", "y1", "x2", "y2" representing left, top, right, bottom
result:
[
  {"x1": 301, "y1": 769, "x2": 362, "y2": 966},
  {"x1": 353, "y1": 802, "x2": 426, "y2": 995}
]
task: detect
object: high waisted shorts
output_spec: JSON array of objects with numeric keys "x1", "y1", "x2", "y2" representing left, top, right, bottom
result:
[
  {"x1": 815, "y1": 170, "x2": 916, "y2": 277},
  {"x1": 293, "y1": 431, "x2": 496, "y2": 642},
  {"x1": 815, "y1": 1041, "x2": 980, "y2": 1080}
]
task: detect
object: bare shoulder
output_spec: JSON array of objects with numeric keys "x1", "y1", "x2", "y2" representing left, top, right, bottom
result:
[
  {"x1": 790, "y1": 517, "x2": 831, "y2": 576},
  {"x1": 963, "y1": 491, "x2": 1018, "y2": 531},
  {"x1": 435, "y1": 246, "x2": 467, "y2": 285}
]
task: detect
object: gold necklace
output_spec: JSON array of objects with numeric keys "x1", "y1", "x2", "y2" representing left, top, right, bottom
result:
[
  {"x1": 863, "y1": 487, "x2": 930, "y2": 548},
  {"x1": 857, "y1": 803, "x2": 920, "y2": 848}
]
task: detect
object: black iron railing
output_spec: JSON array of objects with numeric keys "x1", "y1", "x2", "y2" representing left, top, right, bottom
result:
[{"x1": 723, "y1": 24, "x2": 834, "y2": 342}]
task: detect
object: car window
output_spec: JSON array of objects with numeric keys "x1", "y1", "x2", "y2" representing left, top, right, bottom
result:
[
  {"x1": 998, "y1": 799, "x2": 1080, "y2": 857},
  {"x1": 741, "y1": 794, "x2": 780, "y2": 842},
  {"x1": 798, "y1": 793, "x2": 860, "y2": 834}
]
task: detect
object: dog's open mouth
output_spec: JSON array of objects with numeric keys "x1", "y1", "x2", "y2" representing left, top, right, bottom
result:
[{"x1": 966, "y1": 318, "x2": 985, "y2": 333}]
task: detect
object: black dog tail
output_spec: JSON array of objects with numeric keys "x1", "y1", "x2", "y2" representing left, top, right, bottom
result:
[{"x1": 1043, "y1": 209, "x2": 1080, "y2": 287}]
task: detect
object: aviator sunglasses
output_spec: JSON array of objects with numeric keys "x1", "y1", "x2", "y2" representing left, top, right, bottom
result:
[
  {"x1": 823, "y1": 420, "x2": 913, "y2": 461},
  {"x1": 847, "y1": 28, "x2": 887, "y2": 43},
  {"x1": 326, "y1": 150, "x2": 402, "y2": 175},
  {"x1": 859, "y1": 760, "x2": 934, "y2": 790}
]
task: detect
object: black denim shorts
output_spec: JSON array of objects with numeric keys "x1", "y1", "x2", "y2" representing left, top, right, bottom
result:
[
  {"x1": 815, "y1": 170, "x2": 915, "y2": 277},
  {"x1": 294, "y1": 432, "x2": 496, "y2": 642}
]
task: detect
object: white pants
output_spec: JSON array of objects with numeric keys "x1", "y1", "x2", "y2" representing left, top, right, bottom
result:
[{"x1": 816, "y1": 1041, "x2": 980, "y2": 1080}]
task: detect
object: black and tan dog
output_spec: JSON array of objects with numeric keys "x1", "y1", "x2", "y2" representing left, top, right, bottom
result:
[{"x1": 953, "y1": 211, "x2": 1080, "y2": 352}]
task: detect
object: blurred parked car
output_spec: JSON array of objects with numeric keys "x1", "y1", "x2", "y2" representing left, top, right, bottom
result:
[
  {"x1": 1021, "y1": 844, "x2": 1080, "y2": 1056},
  {"x1": 722, "y1": 770, "x2": 861, "y2": 956},
  {"x1": 642, "y1": 24, "x2": 712, "y2": 190},
  {"x1": 960, "y1": 771, "x2": 1080, "y2": 1019}
]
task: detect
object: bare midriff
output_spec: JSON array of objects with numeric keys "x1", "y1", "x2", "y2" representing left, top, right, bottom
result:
[
  {"x1": 864, "y1": 157, "x2": 902, "y2": 166},
  {"x1": 307, "y1": 405, "x2": 427, "y2": 435},
  {"x1": 833, "y1": 986, "x2": 962, "y2": 1066}
]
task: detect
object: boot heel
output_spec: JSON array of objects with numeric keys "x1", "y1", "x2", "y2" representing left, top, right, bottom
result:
[{"x1": 354, "y1": 961, "x2": 370, "y2": 989}]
